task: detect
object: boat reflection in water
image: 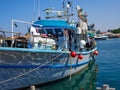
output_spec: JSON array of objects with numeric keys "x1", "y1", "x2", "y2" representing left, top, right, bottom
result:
[{"x1": 26, "y1": 60, "x2": 98, "y2": 90}]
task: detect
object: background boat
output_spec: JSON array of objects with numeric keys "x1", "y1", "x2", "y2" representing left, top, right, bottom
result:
[{"x1": 94, "y1": 34, "x2": 108, "y2": 40}]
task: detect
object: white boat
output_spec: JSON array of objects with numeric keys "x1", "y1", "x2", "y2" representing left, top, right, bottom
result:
[
  {"x1": 0, "y1": 1, "x2": 98, "y2": 89},
  {"x1": 95, "y1": 34, "x2": 108, "y2": 40}
]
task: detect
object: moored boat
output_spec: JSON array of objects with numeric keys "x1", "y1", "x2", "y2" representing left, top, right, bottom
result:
[
  {"x1": 94, "y1": 34, "x2": 108, "y2": 40},
  {"x1": 0, "y1": 1, "x2": 98, "y2": 89}
]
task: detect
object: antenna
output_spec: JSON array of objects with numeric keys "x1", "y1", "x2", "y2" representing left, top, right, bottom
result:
[
  {"x1": 33, "y1": 0, "x2": 36, "y2": 21},
  {"x1": 62, "y1": 0, "x2": 66, "y2": 17},
  {"x1": 42, "y1": 0, "x2": 74, "y2": 20},
  {"x1": 43, "y1": 8, "x2": 53, "y2": 19},
  {"x1": 38, "y1": 0, "x2": 41, "y2": 20}
]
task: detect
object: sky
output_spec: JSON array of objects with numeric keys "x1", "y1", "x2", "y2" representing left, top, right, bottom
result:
[{"x1": 0, "y1": 0, "x2": 120, "y2": 32}]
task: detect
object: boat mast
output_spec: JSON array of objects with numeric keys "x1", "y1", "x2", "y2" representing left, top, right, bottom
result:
[
  {"x1": 38, "y1": 0, "x2": 41, "y2": 20},
  {"x1": 62, "y1": 0, "x2": 74, "y2": 22},
  {"x1": 33, "y1": 0, "x2": 36, "y2": 21},
  {"x1": 62, "y1": 0, "x2": 66, "y2": 19},
  {"x1": 42, "y1": 0, "x2": 73, "y2": 21}
]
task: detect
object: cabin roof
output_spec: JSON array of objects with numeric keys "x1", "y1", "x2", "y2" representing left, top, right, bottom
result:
[{"x1": 33, "y1": 20, "x2": 76, "y2": 30}]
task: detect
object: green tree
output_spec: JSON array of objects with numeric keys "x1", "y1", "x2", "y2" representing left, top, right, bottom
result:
[{"x1": 111, "y1": 28, "x2": 120, "y2": 34}]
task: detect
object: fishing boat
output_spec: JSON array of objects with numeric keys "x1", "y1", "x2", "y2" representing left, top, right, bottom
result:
[
  {"x1": 0, "y1": 1, "x2": 98, "y2": 89},
  {"x1": 94, "y1": 34, "x2": 108, "y2": 40}
]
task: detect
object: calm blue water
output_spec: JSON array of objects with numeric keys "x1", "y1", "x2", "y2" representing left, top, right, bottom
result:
[
  {"x1": 31, "y1": 61, "x2": 97, "y2": 90},
  {"x1": 96, "y1": 38, "x2": 120, "y2": 90},
  {"x1": 19, "y1": 61, "x2": 97, "y2": 90}
]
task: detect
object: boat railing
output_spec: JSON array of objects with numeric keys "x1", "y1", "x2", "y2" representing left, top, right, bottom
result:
[
  {"x1": 0, "y1": 30, "x2": 62, "y2": 50},
  {"x1": 0, "y1": 29, "x2": 97, "y2": 52}
]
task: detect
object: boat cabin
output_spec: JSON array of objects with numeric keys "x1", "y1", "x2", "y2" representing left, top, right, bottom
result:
[
  {"x1": 0, "y1": 19, "x2": 94, "y2": 52},
  {"x1": 29, "y1": 20, "x2": 76, "y2": 51}
]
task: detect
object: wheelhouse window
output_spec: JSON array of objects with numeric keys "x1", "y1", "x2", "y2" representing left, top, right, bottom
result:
[
  {"x1": 54, "y1": 28, "x2": 63, "y2": 36},
  {"x1": 46, "y1": 29, "x2": 54, "y2": 34},
  {"x1": 39, "y1": 28, "x2": 45, "y2": 34},
  {"x1": 35, "y1": 28, "x2": 45, "y2": 34}
]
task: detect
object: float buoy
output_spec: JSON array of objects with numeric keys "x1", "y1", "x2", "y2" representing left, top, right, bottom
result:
[
  {"x1": 94, "y1": 50, "x2": 99, "y2": 55},
  {"x1": 78, "y1": 54, "x2": 83, "y2": 59},
  {"x1": 70, "y1": 51, "x2": 76, "y2": 57}
]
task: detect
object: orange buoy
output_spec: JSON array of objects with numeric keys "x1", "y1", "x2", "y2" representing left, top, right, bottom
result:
[
  {"x1": 94, "y1": 50, "x2": 99, "y2": 55},
  {"x1": 70, "y1": 51, "x2": 76, "y2": 57},
  {"x1": 78, "y1": 54, "x2": 83, "y2": 59}
]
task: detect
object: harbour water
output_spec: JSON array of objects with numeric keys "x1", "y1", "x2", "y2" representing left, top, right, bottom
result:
[{"x1": 96, "y1": 38, "x2": 120, "y2": 90}]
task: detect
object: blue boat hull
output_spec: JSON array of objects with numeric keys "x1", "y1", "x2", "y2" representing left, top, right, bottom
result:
[{"x1": 0, "y1": 47, "x2": 96, "y2": 89}]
